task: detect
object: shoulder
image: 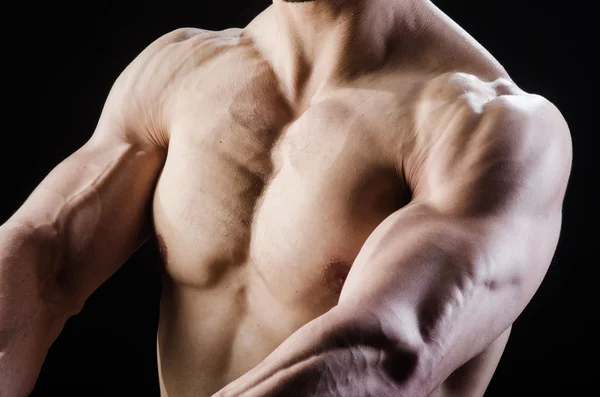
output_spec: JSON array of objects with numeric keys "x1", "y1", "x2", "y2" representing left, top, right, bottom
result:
[
  {"x1": 148, "y1": 27, "x2": 207, "y2": 46},
  {"x1": 122, "y1": 27, "x2": 208, "y2": 69},
  {"x1": 411, "y1": 71, "x2": 570, "y2": 154},
  {"x1": 117, "y1": 26, "x2": 248, "y2": 80},
  {"x1": 118, "y1": 27, "x2": 220, "y2": 75},
  {"x1": 135, "y1": 26, "x2": 245, "y2": 56},
  {"x1": 405, "y1": 71, "x2": 571, "y2": 212},
  {"x1": 107, "y1": 27, "x2": 208, "y2": 98},
  {"x1": 98, "y1": 27, "x2": 245, "y2": 147}
]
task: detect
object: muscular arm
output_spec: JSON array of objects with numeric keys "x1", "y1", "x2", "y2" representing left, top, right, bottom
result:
[
  {"x1": 0, "y1": 28, "x2": 200, "y2": 396},
  {"x1": 213, "y1": 91, "x2": 572, "y2": 397}
]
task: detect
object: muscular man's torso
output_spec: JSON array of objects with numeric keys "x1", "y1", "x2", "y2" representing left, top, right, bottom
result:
[{"x1": 148, "y1": 5, "x2": 517, "y2": 396}]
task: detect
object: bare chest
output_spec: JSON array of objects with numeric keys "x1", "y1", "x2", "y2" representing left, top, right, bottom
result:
[{"x1": 152, "y1": 47, "x2": 416, "y2": 315}]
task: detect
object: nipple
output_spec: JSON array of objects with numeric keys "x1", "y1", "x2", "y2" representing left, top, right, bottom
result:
[{"x1": 323, "y1": 260, "x2": 352, "y2": 295}]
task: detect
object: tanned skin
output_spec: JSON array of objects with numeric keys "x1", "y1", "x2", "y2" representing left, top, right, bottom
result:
[{"x1": 0, "y1": 1, "x2": 571, "y2": 396}]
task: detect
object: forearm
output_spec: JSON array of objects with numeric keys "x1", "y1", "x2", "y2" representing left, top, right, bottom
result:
[
  {"x1": 227, "y1": 346, "x2": 401, "y2": 397},
  {"x1": 213, "y1": 305, "x2": 419, "y2": 397},
  {"x1": 0, "y1": 222, "x2": 70, "y2": 397}
]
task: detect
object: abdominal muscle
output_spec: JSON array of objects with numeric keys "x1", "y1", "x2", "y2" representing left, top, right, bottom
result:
[{"x1": 156, "y1": 268, "x2": 271, "y2": 396}]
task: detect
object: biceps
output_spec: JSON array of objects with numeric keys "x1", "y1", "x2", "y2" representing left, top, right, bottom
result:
[
  {"x1": 340, "y1": 203, "x2": 480, "y2": 316},
  {"x1": 337, "y1": 201, "x2": 559, "y2": 389}
]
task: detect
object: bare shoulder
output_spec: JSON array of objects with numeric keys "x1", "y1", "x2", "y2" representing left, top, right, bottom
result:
[
  {"x1": 119, "y1": 27, "x2": 208, "y2": 73},
  {"x1": 148, "y1": 27, "x2": 207, "y2": 46},
  {"x1": 114, "y1": 26, "x2": 222, "y2": 82},
  {"x1": 99, "y1": 27, "x2": 246, "y2": 148},
  {"x1": 412, "y1": 71, "x2": 570, "y2": 152},
  {"x1": 134, "y1": 26, "x2": 245, "y2": 59},
  {"x1": 404, "y1": 71, "x2": 571, "y2": 214}
]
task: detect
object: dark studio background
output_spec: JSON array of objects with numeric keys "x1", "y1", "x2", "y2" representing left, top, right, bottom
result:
[{"x1": 3, "y1": 0, "x2": 595, "y2": 396}]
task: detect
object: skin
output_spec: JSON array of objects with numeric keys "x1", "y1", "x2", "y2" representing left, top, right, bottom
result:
[{"x1": 0, "y1": 0, "x2": 572, "y2": 396}]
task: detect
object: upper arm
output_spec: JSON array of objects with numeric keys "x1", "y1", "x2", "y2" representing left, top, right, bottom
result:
[
  {"x1": 3, "y1": 28, "x2": 203, "y2": 312},
  {"x1": 405, "y1": 89, "x2": 573, "y2": 295},
  {"x1": 336, "y1": 81, "x2": 572, "y2": 392}
]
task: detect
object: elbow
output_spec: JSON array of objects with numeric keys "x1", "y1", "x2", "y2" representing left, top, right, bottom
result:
[
  {"x1": 380, "y1": 344, "x2": 422, "y2": 388},
  {"x1": 0, "y1": 221, "x2": 80, "y2": 317},
  {"x1": 369, "y1": 333, "x2": 427, "y2": 396},
  {"x1": 329, "y1": 304, "x2": 424, "y2": 392},
  {"x1": 0, "y1": 223, "x2": 67, "y2": 397}
]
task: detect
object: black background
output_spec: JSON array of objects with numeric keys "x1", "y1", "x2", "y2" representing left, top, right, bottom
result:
[{"x1": 3, "y1": 0, "x2": 596, "y2": 396}]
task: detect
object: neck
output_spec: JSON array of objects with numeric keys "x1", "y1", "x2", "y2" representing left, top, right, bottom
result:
[{"x1": 260, "y1": 0, "x2": 418, "y2": 104}]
